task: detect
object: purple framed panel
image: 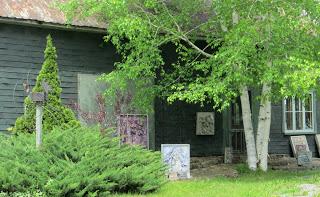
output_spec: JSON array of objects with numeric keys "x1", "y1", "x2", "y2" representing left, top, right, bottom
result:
[{"x1": 117, "y1": 114, "x2": 149, "y2": 148}]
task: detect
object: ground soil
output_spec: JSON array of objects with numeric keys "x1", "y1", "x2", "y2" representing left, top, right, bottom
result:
[
  {"x1": 190, "y1": 156, "x2": 238, "y2": 178},
  {"x1": 191, "y1": 164, "x2": 239, "y2": 179},
  {"x1": 190, "y1": 155, "x2": 320, "y2": 179}
]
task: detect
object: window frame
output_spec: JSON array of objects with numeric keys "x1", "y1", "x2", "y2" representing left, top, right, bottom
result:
[{"x1": 283, "y1": 92, "x2": 317, "y2": 135}]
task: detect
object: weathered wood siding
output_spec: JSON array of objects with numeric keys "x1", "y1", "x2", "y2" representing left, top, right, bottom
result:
[
  {"x1": 1, "y1": 23, "x2": 319, "y2": 157},
  {"x1": 154, "y1": 43, "x2": 224, "y2": 156},
  {"x1": 155, "y1": 100, "x2": 224, "y2": 156},
  {"x1": 268, "y1": 102, "x2": 320, "y2": 157},
  {"x1": 0, "y1": 23, "x2": 118, "y2": 131},
  {"x1": 155, "y1": 97, "x2": 320, "y2": 157}
]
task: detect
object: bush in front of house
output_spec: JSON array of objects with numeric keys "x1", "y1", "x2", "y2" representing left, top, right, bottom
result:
[
  {"x1": 0, "y1": 126, "x2": 166, "y2": 196},
  {"x1": 0, "y1": 191, "x2": 45, "y2": 197},
  {"x1": 14, "y1": 35, "x2": 79, "y2": 133}
]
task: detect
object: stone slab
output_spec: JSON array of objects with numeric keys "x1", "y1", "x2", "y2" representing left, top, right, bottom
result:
[
  {"x1": 161, "y1": 144, "x2": 190, "y2": 180},
  {"x1": 196, "y1": 112, "x2": 214, "y2": 135},
  {"x1": 290, "y1": 135, "x2": 310, "y2": 158},
  {"x1": 297, "y1": 151, "x2": 312, "y2": 166}
]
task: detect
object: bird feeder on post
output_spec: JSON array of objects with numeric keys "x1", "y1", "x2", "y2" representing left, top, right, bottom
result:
[{"x1": 30, "y1": 81, "x2": 51, "y2": 149}]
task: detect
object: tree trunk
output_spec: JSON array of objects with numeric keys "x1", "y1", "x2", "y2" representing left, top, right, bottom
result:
[
  {"x1": 256, "y1": 86, "x2": 266, "y2": 164},
  {"x1": 256, "y1": 118, "x2": 263, "y2": 162},
  {"x1": 240, "y1": 86, "x2": 257, "y2": 171},
  {"x1": 256, "y1": 84, "x2": 272, "y2": 171}
]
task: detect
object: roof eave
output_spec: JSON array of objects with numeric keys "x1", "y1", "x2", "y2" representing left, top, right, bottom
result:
[{"x1": 0, "y1": 17, "x2": 107, "y2": 34}]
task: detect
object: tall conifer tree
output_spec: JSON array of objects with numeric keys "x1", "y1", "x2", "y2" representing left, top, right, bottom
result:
[{"x1": 14, "y1": 35, "x2": 79, "y2": 133}]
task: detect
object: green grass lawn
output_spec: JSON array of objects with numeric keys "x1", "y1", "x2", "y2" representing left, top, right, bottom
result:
[{"x1": 113, "y1": 169, "x2": 320, "y2": 197}]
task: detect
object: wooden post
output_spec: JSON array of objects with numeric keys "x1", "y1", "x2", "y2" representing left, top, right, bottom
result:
[
  {"x1": 30, "y1": 81, "x2": 51, "y2": 149},
  {"x1": 31, "y1": 92, "x2": 45, "y2": 149},
  {"x1": 36, "y1": 104, "x2": 43, "y2": 148}
]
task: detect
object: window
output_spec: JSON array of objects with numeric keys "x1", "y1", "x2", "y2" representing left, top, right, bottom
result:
[
  {"x1": 283, "y1": 93, "x2": 315, "y2": 134},
  {"x1": 78, "y1": 73, "x2": 107, "y2": 125}
]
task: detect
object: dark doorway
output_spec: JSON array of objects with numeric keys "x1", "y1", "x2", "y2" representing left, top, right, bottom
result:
[{"x1": 230, "y1": 98, "x2": 246, "y2": 153}]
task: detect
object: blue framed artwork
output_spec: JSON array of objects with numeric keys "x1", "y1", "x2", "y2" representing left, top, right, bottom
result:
[{"x1": 161, "y1": 144, "x2": 190, "y2": 180}]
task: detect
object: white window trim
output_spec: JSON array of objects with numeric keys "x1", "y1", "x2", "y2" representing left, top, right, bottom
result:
[{"x1": 283, "y1": 92, "x2": 316, "y2": 135}]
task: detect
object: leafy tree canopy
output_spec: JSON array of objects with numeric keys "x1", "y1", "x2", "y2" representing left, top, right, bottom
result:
[{"x1": 60, "y1": 0, "x2": 320, "y2": 111}]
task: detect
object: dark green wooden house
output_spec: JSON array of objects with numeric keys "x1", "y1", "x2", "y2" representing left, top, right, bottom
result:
[{"x1": 0, "y1": 0, "x2": 319, "y2": 158}]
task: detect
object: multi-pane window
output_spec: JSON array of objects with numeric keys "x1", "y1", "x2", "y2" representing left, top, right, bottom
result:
[{"x1": 284, "y1": 93, "x2": 315, "y2": 133}]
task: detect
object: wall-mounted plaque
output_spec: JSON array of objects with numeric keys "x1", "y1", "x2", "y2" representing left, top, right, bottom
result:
[
  {"x1": 118, "y1": 114, "x2": 148, "y2": 148},
  {"x1": 161, "y1": 144, "x2": 190, "y2": 180},
  {"x1": 196, "y1": 112, "x2": 214, "y2": 135},
  {"x1": 290, "y1": 135, "x2": 310, "y2": 157}
]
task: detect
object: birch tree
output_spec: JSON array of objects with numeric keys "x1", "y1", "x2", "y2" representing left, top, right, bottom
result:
[{"x1": 60, "y1": 0, "x2": 320, "y2": 171}]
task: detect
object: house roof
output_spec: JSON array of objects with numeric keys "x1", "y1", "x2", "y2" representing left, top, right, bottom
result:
[{"x1": 0, "y1": 0, "x2": 106, "y2": 31}]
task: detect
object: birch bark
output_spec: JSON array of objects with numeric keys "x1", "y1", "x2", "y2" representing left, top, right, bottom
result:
[
  {"x1": 256, "y1": 84, "x2": 272, "y2": 171},
  {"x1": 256, "y1": 85, "x2": 267, "y2": 163},
  {"x1": 240, "y1": 86, "x2": 257, "y2": 170}
]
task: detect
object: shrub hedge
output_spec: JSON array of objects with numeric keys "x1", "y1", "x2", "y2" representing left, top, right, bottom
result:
[{"x1": 0, "y1": 127, "x2": 166, "y2": 196}]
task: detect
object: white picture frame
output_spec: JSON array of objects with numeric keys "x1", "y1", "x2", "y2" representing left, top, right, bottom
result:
[
  {"x1": 290, "y1": 135, "x2": 310, "y2": 157},
  {"x1": 161, "y1": 144, "x2": 191, "y2": 180}
]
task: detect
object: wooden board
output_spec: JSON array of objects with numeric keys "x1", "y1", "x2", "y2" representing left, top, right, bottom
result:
[
  {"x1": 315, "y1": 134, "x2": 320, "y2": 156},
  {"x1": 290, "y1": 135, "x2": 310, "y2": 158},
  {"x1": 30, "y1": 92, "x2": 44, "y2": 102},
  {"x1": 224, "y1": 147, "x2": 233, "y2": 164}
]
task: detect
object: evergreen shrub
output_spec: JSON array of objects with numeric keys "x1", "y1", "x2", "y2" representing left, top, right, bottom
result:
[
  {"x1": 14, "y1": 35, "x2": 79, "y2": 133},
  {"x1": 0, "y1": 127, "x2": 166, "y2": 196}
]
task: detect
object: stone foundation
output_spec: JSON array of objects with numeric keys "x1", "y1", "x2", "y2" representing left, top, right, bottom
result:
[
  {"x1": 191, "y1": 154, "x2": 320, "y2": 170},
  {"x1": 269, "y1": 154, "x2": 320, "y2": 170}
]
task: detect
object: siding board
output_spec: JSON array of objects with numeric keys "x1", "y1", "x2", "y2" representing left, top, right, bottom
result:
[
  {"x1": 268, "y1": 100, "x2": 319, "y2": 156},
  {"x1": 155, "y1": 100, "x2": 224, "y2": 156},
  {"x1": 0, "y1": 23, "x2": 118, "y2": 132}
]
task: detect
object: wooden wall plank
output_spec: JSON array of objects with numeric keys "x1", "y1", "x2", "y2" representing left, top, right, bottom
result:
[{"x1": 0, "y1": 23, "x2": 117, "y2": 131}]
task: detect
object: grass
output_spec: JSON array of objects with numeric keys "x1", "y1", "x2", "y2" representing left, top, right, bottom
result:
[{"x1": 112, "y1": 169, "x2": 320, "y2": 197}]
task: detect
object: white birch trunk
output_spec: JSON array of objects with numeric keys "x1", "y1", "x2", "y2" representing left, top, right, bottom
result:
[
  {"x1": 256, "y1": 86, "x2": 266, "y2": 164},
  {"x1": 256, "y1": 84, "x2": 272, "y2": 171},
  {"x1": 240, "y1": 86, "x2": 257, "y2": 171}
]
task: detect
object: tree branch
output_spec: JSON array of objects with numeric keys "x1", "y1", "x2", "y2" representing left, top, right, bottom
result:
[
  {"x1": 134, "y1": 2, "x2": 213, "y2": 58},
  {"x1": 181, "y1": 36, "x2": 213, "y2": 58}
]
